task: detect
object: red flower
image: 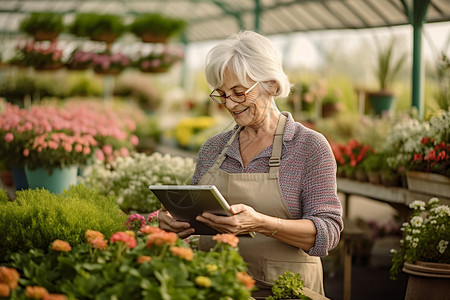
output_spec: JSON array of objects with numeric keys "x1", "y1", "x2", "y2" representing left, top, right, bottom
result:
[
  {"x1": 413, "y1": 153, "x2": 423, "y2": 161},
  {"x1": 110, "y1": 232, "x2": 137, "y2": 249}
]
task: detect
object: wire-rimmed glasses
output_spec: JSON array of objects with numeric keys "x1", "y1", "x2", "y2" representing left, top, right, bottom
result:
[{"x1": 209, "y1": 81, "x2": 260, "y2": 104}]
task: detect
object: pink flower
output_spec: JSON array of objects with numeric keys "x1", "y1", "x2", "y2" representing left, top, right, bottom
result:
[
  {"x1": 130, "y1": 135, "x2": 139, "y2": 146},
  {"x1": 110, "y1": 232, "x2": 137, "y2": 248},
  {"x1": 4, "y1": 133, "x2": 14, "y2": 143},
  {"x1": 96, "y1": 150, "x2": 105, "y2": 161},
  {"x1": 119, "y1": 147, "x2": 129, "y2": 157},
  {"x1": 63, "y1": 144, "x2": 72, "y2": 152},
  {"x1": 83, "y1": 147, "x2": 91, "y2": 155},
  {"x1": 102, "y1": 145, "x2": 113, "y2": 155},
  {"x1": 74, "y1": 144, "x2": 83, "y2": 153},
  {"x1": 23, "y1": 149, "x2": 30, "y2": 157}
]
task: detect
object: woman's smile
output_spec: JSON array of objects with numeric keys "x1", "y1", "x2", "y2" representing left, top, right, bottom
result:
[{"x1": 232, "y1": 107, "x2": 250, "y2": 115}]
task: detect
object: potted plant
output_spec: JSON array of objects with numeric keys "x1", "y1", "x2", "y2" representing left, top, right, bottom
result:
[
  {"x1": 367, "y1": 37, "x2": 407, "y2": 115},
  {"x1": 90, "y1": 50, "x2": 131, "y2": 75},
  {"x1": 129, "y1": 13, "x2": 186, "y2": 44},
  {"x1": 390, "y1": 198, "x2": 450, "y2": 299},
  {"x1": 321, "y1": 90, "x2": 342, "y2": 118},
  {"x1": 362, "y1": 152, "x2": 383, "y2": 184},
  {"x1": 68, "y1": 13, "x2": 126, "y2": 43},
  {"x1": 135, "y1": 47, "x2": 184, "y2": 73},
  {"x1": 19, "y1": 12, "x2": 64, "y2": 41}
]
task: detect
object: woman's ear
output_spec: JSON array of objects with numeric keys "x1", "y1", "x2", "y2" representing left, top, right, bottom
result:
[{"x1": 266, "y1": 80, "x2": 279, "y2": 96}]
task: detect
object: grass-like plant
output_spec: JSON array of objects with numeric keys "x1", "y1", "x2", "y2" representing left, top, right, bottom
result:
[
  {"x1": 68, "y1": 13, "x2": 126, "y2": 40},
  {"x1": 19, "y1": 12, "x2": 64, "y2": 36},
  {"x1": 374, "y1": 37, "x2": 407, "y2": 91},
  {"x1": 0, "y1": 184, "x2": 128, "y2": 261},
  {"x1": 129, "y1": 13, "x2": 185, "y2": 38}
]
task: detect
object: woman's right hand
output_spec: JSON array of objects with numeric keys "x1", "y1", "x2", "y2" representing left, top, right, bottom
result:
[{"x1": 158, "y1": 205, "x2": 195, "y2": 239}]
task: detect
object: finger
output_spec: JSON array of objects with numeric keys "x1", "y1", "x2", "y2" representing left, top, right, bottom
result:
[
  {"x1": 229, "y1": 204, "x2": 247, "y2": 214},
  {"x1": 177, "y1": 228, "x2": 195, "y2": 239}
]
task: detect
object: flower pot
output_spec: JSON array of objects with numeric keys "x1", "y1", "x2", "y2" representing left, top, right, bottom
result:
[
  {"x1": 355, "y1": 169, "x2": 368, "y2": 182},
  {"x1": 381, "y1": 172, "x2": 401, "y2": 187},
  {"x1": 321, "y1": 102, "x2": 340, "y2": 118},
  {"x1": 403, "y1": 261, "x2": 450, "y2": 300},
  {"x1": 405, "y1": 171, "x2": 450, "y2": 198},
  {"x1": 139, "y1": 66, "x2": 170, "y2": 73},
  {"x1": 33, "y1": 30, "x2": 59, "y2": 41},
  {"x1": 367, "y1": 171, "x2": 381, "y2": 185},
  {"x1": 91, "y1": 32, "x2": 118, "y2": 44},
  {"x1": 367, "y1": 91, "x2": 395, "y2": 115},
  {"x1": 140, "y1": 32, "x2": 169, "y2": 44},
  {"x1": 34, "y1": 62, "x2": 65, "y2": 71},
  {"x1": 25, "y1": 165, "x2": 78, "y2": 194},
  {"x1": 94, "y1": 68, "x2": 122, "y2": 75},
  {"x1": 11, "y1": 166, "x2": 28, "y2": 191}
]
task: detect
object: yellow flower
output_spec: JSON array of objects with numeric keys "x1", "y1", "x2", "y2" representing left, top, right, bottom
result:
[
  {"x1": 195, "y1": 276, "x2": 212, "y2": 288},
  {"x1": 206, "y1": 264, "x2": 218, "y2": 273}
]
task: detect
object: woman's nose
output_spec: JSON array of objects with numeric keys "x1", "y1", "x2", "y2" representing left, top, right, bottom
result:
[{"x1": 225, "y1": 97, "x2": 239, "y2": 110}]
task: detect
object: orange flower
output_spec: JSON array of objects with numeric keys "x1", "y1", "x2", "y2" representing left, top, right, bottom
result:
[
  {"x1": 110, "y1": 232, "x2": 137, "y2": 248},
  {"x1": 89, "y1": 237, "x2": 108, "y2": 250},
  {"x1": 51, "y1": 240, "x2": 72, "y2": 252},
  {"x1": 236, "y1": 271, "x2": 255, "y2": 290},
  {"x1": 0, "y1": 283, "x2": 10, "y2": 297},
  {"x1": 85, "y1": 230, "x2": 104, "y2": 243},
  {"x1": 0, "y1": 267, "x2": 20, "y2": 289},
  {"x1": 170, "y1": 247, "x2": 194, "y2": 261},
  {"x1": 146, "y1": 232, "x2": 178, "y2": 248},
  {"x1": 137, "y1": 256, "x2": 152, "y2": 264},
  {"x1": 26, "y1": 286, "x2": 49, "y2": 299},
  {"x1": 213, "y1": 233, "x2": 239, "y2": 247},
  {"x1": 43, "y1": 294, "x2": 68, "y2": 300},
  {"x1": 140, "y1": 225, "x2": 164, "y2": 235}
]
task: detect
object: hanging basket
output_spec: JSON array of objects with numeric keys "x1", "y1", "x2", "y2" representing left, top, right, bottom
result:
[
  {"x1": 34, "y1": 62, "x2": 65, "y2": 71},
  {"x1": 33, "y1": 30, "x2": 59, "y2": 41},
  {"x1": 140, "y1": 32, "x2": 169, "y2": 44},
  {"x1": 94, "y1": 68, "x2": 122, "y2": 75},
  {"x1": 91, "y1": 32, "x2": 117, "y2": 44},
  {"x1": 139, "y1": 66, "x2": 170, "y2": 73}
]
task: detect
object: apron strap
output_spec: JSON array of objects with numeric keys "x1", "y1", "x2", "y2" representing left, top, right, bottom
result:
[{"x1": 269, "y1": 114, "x2": 287, "y2": 179}]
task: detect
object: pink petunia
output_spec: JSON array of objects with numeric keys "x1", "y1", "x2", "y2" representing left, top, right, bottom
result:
[
  {"x1": 130, "y1": 135, "x2": 139, "y2": 146},
  {"x1": 4, "y1": 133, "x2": 14, "y2": 143}
]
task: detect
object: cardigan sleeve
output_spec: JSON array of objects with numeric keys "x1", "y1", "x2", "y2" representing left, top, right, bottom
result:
[{"x1": 300, "y1": 132, "x2": 343, "y2": 256}]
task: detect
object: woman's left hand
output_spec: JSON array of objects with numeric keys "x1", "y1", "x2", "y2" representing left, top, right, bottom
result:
[{"x1": 196, "y1": 204, "x2": 261, "y2": 235}]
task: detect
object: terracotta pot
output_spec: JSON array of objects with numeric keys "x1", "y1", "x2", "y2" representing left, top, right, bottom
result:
[
  {"x1": 381, "y1": 172, "x2": 401, "y2": 187},
  {"x1": 403, "y1": 261, "x2": 450, "y2": 300},
  {"x1": 367, "y1": 171, "x2": 381, "y2": 185},
  {"x1": 355, "y1": 169, "x2": 368, "y2": 182},
  {"x1": 91, "y1": 32, "x2": 117, "y2": 44},
  {"x1": 94, "y1": 68, "x2": 122, "y2": 75},
  {"x1": 33, "y1": 30, "x2": 59, "y2": 41},
  {"x1": 34, "y1": 62, "x2": 65, "y2": 71},
  {"x1": 321, "y1": 102, "x2": 339, "y2": 118},
  {"x1": 140, "y1": 66, "x2": 169, "y2": 73}
]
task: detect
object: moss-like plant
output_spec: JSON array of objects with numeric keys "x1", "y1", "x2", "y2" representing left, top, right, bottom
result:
[
  {"x1": 0, "y1": 184, "x2": 128, "y2": 261},
  {"x1": 129, "y1": 13, "x2": 185, "y2": 38},
  {"x1": 19, "y1": 12, "x2": 64, "y2": 36},
  {"x1": 68, "y1": 13, "x2": 126, "y2": 40}
]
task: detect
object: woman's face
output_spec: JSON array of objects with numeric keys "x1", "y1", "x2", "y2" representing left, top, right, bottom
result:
[{"x1": 218, "y1": 70, "x2": 270, "y2": 127}]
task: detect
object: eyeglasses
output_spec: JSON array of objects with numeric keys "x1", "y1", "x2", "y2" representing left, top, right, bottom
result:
[{"x1": 209, "y1": 81, "x2": 260, "y2": 104}]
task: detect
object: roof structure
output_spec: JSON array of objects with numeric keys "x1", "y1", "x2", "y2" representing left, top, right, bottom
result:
[{"x1": 0, "y1": 0, "x2": 449, "y2": 43}]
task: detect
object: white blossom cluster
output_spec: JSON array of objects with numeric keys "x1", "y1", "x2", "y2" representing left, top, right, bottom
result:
[{"x1": 82, "y1": 152, "x2": 196, "y2": 213}]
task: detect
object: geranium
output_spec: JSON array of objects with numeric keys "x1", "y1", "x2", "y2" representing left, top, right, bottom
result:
[
  {"x1": 5, "y1": 228, "x2": 253, "y2": 299},
  {"x1": 110, "y1": 231, "x2": 137, "y2": 249},
  {"x1": 91, "y1": 51, "x2": 130, "y2": 73},
  {"x1": 0, "y1": 267, "x2": 20, "y2": 290},
  {"x1": 213, "y1": 233, "x2": 239, "y2": 248},
  {"x1": 331, "y1": 139, "x2": 373, "y2": 177},
  {"x1": 8, "y1": 41, "x2": 63, "y2": 69},
  {"x1": 390, "y1": 197, "x2": 450, "y2": 279},
  {"x1": 65, "y1": 49, "x2": 95, "y2": 70},
  {"x1": 82, "y1": 152, "x2": 195, "y2": 213},
  {"x1": 125, "y1": 213, "x2": 147, "y2": 231},
  {"x1": 410, "y1": 137, "x2": 450, "y2": 176},
  {"x1": 51, "y1": 240, "x2": 72, "y2": 252}
]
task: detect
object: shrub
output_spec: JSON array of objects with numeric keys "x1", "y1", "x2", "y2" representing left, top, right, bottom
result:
[
  {"x1": 0, "y1": 185, "x2": 128, "y2": 261},
  {"x1": 19, "y1": 12, "x2": 64, "y2": 36}
]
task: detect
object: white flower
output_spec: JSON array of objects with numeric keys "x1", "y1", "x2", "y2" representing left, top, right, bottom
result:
[
  {"x1": 410, "y1": 216, "x2": 424, "y2": 227},
  {"x1": 428, "y1": 198, "x2": 439, "y2": 205},
  {"x1": 437, "y1": 240, "x2": 449, "y2": 254},
  {"x1": 409, "y1": 200, "x2": 426, "y2": 210}
]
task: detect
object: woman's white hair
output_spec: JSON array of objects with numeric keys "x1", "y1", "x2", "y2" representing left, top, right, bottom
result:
[{"x1": 205, "y1": 30, "x2": 291, "y2": 98}]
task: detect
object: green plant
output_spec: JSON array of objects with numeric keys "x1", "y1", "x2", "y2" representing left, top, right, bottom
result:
[
  {"x1": 129, "y1": 13, "x2": 185, "y2": 38},
  {"x1": 0, "y1": 184, "x2": 128, "y2": 261},
  {"x1": 266, "y1": 271, "x2": 311, "y2": 300},
  {"x1": 390, "y1": 197, "x2": 450, "y2": 279},
  {"x1": 69, "y1": 13, "x2": 126, "y2": 39},
  {"x1": 82, "y1": 152, "x2": 196, "y2": 213},
  {"x1": 5, "y1": 231, "x2": 254, "y2": 299},
  {"x1": 374, "y1": 37, "x2": 407, "y2": 91},
  {"x1": 362, "y1": 152, "x2": 384, "y2": 173},
  {"x1": 19, "y1": 12, "x2": 64, "y2": 36}
]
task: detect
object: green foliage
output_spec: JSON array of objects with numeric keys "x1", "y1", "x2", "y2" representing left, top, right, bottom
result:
[
  {"x1": 0, "y1": 184, "x2": 127, "y2": 261},
  {"x1": 19, "y1": 12, "x2": 64, "y2": 35},
  {"x1": 129, "y1": 13, "x2": 186, "y2": 37},
  {"x1": 69, "y1": 13, "x2": 126, "y2": 39},
  {"x1": 5, "y1": 231, "x2": 252, "y2": 299},
  {"x1": 362, "y1": 152, "x2": 384, "y2": 173},
  {"x1": 0, "y1": 188, "x2": 8, "y2": 203},
  {"x1": 266, "y1": 271, "x2": 311, "y2": 300},
  {"x1": 374, "y1": 37, "x2": 407, "y2": 90}
]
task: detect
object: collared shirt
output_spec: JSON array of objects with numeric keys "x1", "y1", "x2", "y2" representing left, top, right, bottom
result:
[{"x1": 191, "y1": 111, "x2": 343, "y2": 256}]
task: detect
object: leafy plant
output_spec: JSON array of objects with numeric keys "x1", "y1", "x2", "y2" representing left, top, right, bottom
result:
[
  {"x1": 129, "y1": 13, "x2": 186, "y2": 38},
  {"x1": 390, "y1": 198, "x2": 450, "y2": 279},
  {"x1": 4, "y1": 231, "x2": 254, "y2": 299},
  {"x1": 19, "y1": 12, "x2": 64, "y2": 36},
  {"x1": 374, "y1": 37, "x2": 407, "y2": 91},
  {"x1": 266, "y1": 271, "x2": 311, "y2": 300},
  {"x1": 68, "y1": 13, "x2": 126, "y2": 40},
  {"x1": 0, "y1": 184, "x2": 128, "y2": 261}
]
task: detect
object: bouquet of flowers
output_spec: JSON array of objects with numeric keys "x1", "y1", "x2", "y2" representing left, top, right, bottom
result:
[
  {"x1": 390, "y1": 197, "x2": 450, "y2": 279},
  {"x1": 82, "y1": 152, "x2": 196, "y2": 213}
]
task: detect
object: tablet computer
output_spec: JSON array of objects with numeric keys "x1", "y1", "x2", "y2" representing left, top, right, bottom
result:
[{"x1": 149, "y1": 185, "x2": 254, "y2": 237}]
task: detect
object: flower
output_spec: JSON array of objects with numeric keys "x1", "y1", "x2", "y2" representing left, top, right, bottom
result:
[
  {"x1": 146, "y1": 231, "x2": 178, "y2": 248},
  {"x1": 390, "y1": 197, "x2": 450, "y2": 279},
  {"x1": 85, "y1": 230, "x2": 104, "y2": 243},
  {"x1": 125, "y1": 214, "x2": 147, "y2": 231},
  {"x1": 136, "y1": 46, "x2": 184, "y2": 72},
  {"x1": 237, "y1": 271, "x2": 256, "y2": 290},
  {"x1": 110, "y1": 232, "x2": 137, "y2": 249},
  {"x1": 51, "y1": 240, "x2": 72, "y2": 252},
  {"x1": 91, "y1": 51, "x2": 131, "y2": 73},
  {"x1": 170, "y1": 246, "x2": 194, "y2": 261},
  {"x1": 44, "y1": 294, "x2": 68, "y2": 300},
  {"x1": 331, "y1": 139, "x2": 374, "y2": 177},
  {"x1": 137, "y1": 256, "x2": 152, "y2": 264},
  {"x1": 213, "y1": 233, "x2": 239, "y2": 248},
  {"x1": 25, "y1": 286, "x2": 49, "y2": 299},
  {"x1": 8, "y1": 41, "x2": 63, "y2": 69},
  {"x1": 0, "y1": 283, "x2": 10, "y2": 297},
  {"x1": 0, "y1": 267, "x2": 20, "y2": 290},
  {"x1": 195, "y1": 276, "x2": 212, "y2": 288},
  {"x1": 89, "y1": 237, "x2": 108, "y2": 251}
]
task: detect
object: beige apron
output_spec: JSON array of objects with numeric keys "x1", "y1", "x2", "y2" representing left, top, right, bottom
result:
[{"x1": 198, "y1": 114, "x2": 324, "y2": 296}]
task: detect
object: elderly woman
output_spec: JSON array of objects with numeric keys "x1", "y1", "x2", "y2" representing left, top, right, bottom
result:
[{"x1": 158, "y1": 31, "x2": 343, "y2": 297}]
